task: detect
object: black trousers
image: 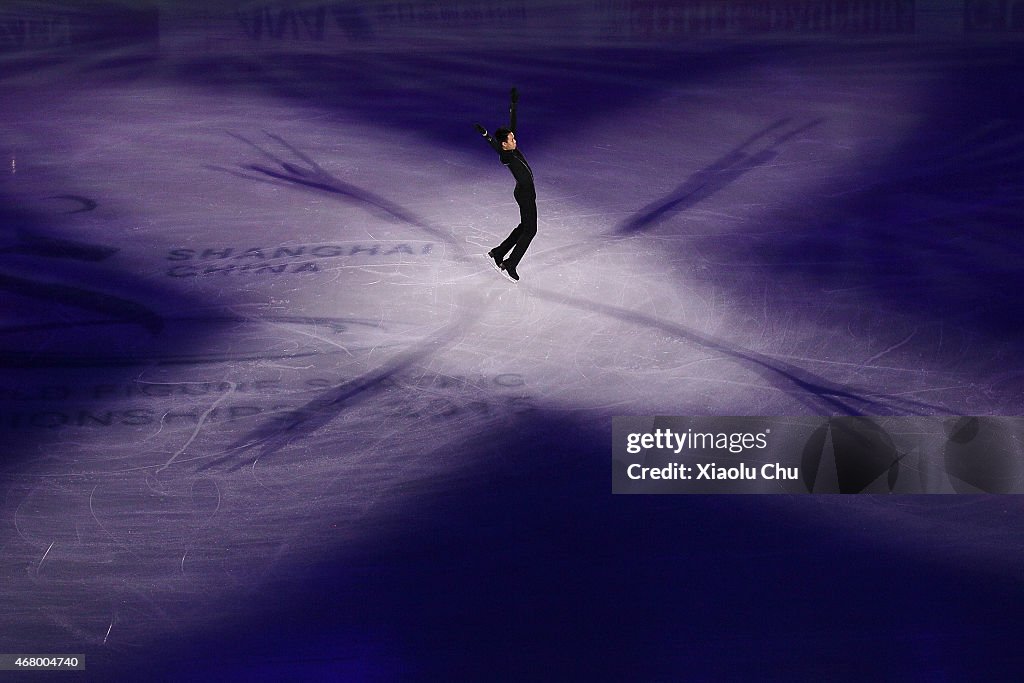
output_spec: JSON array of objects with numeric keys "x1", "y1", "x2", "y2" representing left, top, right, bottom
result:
[{"x1": 493, "y1": 186, "x2": 537, "y2": 268}]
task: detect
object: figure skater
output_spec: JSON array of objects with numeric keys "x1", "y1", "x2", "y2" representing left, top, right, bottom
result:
[{"x1": 475, "y1": 87, "x2": 535, "y2": 282}]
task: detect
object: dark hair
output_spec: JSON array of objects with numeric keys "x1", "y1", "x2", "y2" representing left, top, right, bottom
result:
[{"x1": 493, "y1": 127, "x2": 512, "y2": 146}]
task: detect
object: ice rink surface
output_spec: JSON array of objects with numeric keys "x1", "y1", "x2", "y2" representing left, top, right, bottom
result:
[{"x1": 2, "y1": 3, "x2": 1024, "y2": 679}]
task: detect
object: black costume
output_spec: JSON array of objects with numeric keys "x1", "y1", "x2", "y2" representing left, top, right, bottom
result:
[{"x1": 478, "y1": 89, "x2": 536, "y2": 280}]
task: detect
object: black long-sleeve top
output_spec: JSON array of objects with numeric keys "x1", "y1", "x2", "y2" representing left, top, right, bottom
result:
[{"x1": 483, "y1": 100, "x2": 535, "y2": 194}]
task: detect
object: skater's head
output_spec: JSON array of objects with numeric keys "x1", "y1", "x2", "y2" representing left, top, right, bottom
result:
[{"x1": 494, "y1": 127, "x2": 516, "y2": 151}]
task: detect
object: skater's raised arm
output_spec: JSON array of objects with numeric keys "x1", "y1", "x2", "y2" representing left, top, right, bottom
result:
[
  {"x1": 475, "y1": 88, "x2": 520, "y2": 157},
  {"x1": 508, "y1": 87, "x2": 518, "y2": 133},
  {"x1": 475, "y1": 123, "x2": 504, "y2": 154}
]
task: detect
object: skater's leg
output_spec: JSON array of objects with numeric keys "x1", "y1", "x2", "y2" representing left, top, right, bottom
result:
[
  {"x1": 493, "y1": 224, "x2": 523, "y2": 259},
  {"x1": 502, "y1": 199, "x2": 537, "y2": 268}
]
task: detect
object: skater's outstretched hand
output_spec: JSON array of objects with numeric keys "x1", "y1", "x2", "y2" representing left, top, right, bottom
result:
[
  {"x1": 475, "y1": 123, "x2": 488, "y2": 136},
  {"x1": 510, "y1": 87, "x2": 519, "y2": 103}
]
